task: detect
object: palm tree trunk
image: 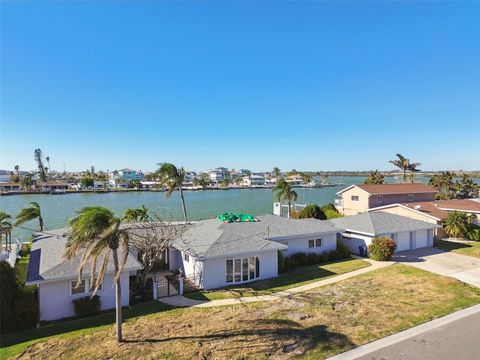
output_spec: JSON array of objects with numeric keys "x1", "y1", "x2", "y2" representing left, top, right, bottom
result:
[
  {"x1": 112, "y1": 248, "x2": 123, "y2": 343},
  {"x1": 179, "y1": 187, "x2": 188, "y2": 223},
  {"x1": 288, "y1": 201, "x2": 291, "y2": 218},
  {"x1": 39, "y1": 215, "x2": 44, "y2": 232},
  {"x1": 402, "y1": 169, "x2": 407, "y2": 183}
]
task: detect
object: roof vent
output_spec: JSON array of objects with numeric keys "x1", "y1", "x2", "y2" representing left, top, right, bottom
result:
[{"x1": 414, "y1": 205, "x2": 421, "y2": 210}]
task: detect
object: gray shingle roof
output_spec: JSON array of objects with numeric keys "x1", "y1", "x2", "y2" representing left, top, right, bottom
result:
[
  {"x1": 331, "y1": 212, "x2": 441, "y2": 236},
  {"x1": 26, "y1": 228, "x2": 142, "y2": 285},
  {"x1": 173, "y1": 214, "x2": 343, "y2": 259}
]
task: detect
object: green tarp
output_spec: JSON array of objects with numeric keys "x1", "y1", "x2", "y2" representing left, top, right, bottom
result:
[{"x1": 216, "y1": 212, "x2": 257, "y2": 223}]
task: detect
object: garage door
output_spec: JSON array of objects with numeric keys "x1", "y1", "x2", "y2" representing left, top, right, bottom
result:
[
  {"x1": 416, "y1": 230, "x2": 429, "y2": 248},
  {"x1": 396, "y1": 232, "x2": 411, "y2": 252}
]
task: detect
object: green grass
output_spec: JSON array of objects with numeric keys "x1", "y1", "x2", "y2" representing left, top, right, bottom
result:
[
  {"x1": 0, "y1": 301, "x2": 172, "y2": 359},
  {"x1": 435, "y1": 238, "x2": 480, "y2": 258},
  {"x1": 184, "y1": 258, "x2": 370, "y2": 301}
]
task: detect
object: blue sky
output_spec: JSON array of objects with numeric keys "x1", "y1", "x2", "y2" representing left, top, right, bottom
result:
[{"x1": 1, "y1": 1, "x2": 479, "y2": 173}]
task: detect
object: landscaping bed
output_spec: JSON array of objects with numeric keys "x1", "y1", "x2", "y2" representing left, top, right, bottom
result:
[
  {"x1": 184, "y1": 258, "x2": 370, "y2": 301},
  {"x1": 5, "y1": 264, "x2": 480, "y2": 359},
  {"x1": 435, "y1": 238, "x2": 480, "y2": 258}
]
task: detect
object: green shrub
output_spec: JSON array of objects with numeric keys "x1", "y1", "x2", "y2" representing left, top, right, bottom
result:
[
  {"x1": 278, "y1": 251, "x2": 287, "y2": 273},
  {"x1": 368, "y1": 237, "x2": 397, "y2": 261},
  {"x1": 320, "y1": 203, "x2": 337, "y2": 212},
  {"x1": 72, "y1": 295, "x2": 101, "y2": 318},
  {"x1": 307, "y1": 252, "x2": 319, "y2": 265},
  {"x1": 299, "y1": 204, "x2": 327, "y2": 220},
  {"x1": 321, "y1": 203, "x2": 343, "y2": 219},
  {"x1": 466, "y1": 224, "x2": 480, "y2": 241},
  {"x1": 290, "y1": 252, "x2": 309, "y2": 266},
  {"x1": 19, "y1": 243, "x2": 31, "y2": 257},
  {"x1": 336, "y1": 239, "x2": 351, "y2": 258},
  {"x1": 0, "y1": 261, "x2": 39, "y2": 333}
]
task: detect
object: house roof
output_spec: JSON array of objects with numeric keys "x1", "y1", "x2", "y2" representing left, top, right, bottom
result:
[
  {"x1": 331, "y1": 212, "x2": 441, "y2": 236},
  {"x1": 337, "y1": 183, "x2": 437, "y2": 196},
  {"x1": 26, "y1": 228, "x2": 143, "y2": 285},
  {"x1": 173, "y1": 214, "x2": 344, "y2": 259},
  {"x1": 370, "y1": 202, "x2": 446, "y2": 221},
  {"x1": 436, "y1": 199, "x2": 480, "y2": 213}
]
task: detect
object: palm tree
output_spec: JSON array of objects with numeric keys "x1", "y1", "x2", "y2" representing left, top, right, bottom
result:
[
  {"x1": 46, "y1": 156, "x2": 51, "y2": 173},
  {"x1": 15, "y1": 202, "x2": 44, "y2": 231},
  {"x1": 407, "y1": 162, "x2": 421, "y2": 183},
  {"x1": 65, "y1": 207, "x2": 129, "y2": 342},
  {"x1": 0, "y1": 211, "x2": 12, "y2": 229},
  {"x1": 444, "y1": 211, "x2": 469, "y2": 239},
  {"x1": 272, "y1": 167, "x2": 281, "y2": 178},
  {"x1": 34, "y1": 148, "x2": 47, "y2": 182},
  {"x1": 0, "y1": 211, "x2": 13, "y2": 251},
  {"x1": 364, "y1": 170, "x2": 385, "y2": 184},
  {"x1": 272, "y1": 178, "x2": 298, "y2": 217},
  {"x1": 123, "y1": 205, "x2": 149, "y2": 222},
  {"x1": 389, "y1": 154, "x2": 410, "y2": 182},
  {"x1": 156, "y1": 163, "x2": 188, "y2": 223},
  {"x1": 429, "y1": 171, "x2": 456, "y2": 200}
]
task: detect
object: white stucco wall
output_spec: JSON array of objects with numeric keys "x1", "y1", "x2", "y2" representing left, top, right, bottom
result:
[
  {"x1": 201, "y1": 250, "x2": 278, "y2": 290},
  {"x1": 280, "y1": 233, "x2": 338, "y2": 257},
  {"x1": 38, "y1": 272, "x2": 130, "y2": 321}
]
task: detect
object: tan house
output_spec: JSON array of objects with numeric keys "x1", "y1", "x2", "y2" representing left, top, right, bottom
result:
[
  {"x1": 335, "y1": 183, "x2": 438, "y2": 216},
  {"x1": 369, "y1": 199, "x2": 480, "y2": 238}
]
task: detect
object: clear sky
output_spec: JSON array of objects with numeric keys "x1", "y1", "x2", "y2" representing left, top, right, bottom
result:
[{"x1": 1, "y1": 1, "x2": 479, "y2": 173}]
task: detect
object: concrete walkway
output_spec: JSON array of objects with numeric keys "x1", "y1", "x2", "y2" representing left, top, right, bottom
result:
[
  {"x1": 159, "y1": 258, "x2": 393, "y2": 308},
  {"x1": 328, "y1": 303, "x2": 480, "y2": 360}
]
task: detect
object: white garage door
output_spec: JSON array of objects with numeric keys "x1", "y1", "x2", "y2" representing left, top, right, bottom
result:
[
  {"x1": 416, "y1": 230, "x2": 429, "y2": 248},
  {"x1": 396, "y1": 232, "x2": 411, "y2": 252}
]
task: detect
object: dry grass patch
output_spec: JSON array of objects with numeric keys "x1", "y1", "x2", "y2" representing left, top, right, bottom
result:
[{"x1": 11, "y1": 264, "x2": 480, "y2": 360}]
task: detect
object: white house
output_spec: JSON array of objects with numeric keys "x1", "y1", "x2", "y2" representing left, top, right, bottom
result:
[
  {"x1": 242, "y1": 174, "x2": 266, "y2": 187},
  {"x1": 26, "y1": 229, "x2": 142, "y2": 321},
  {"x1": 331, "y1": 212, "x2": 441, "y2": 255},
  {"x1": 208, "y1": 167, "x2": 230, "y2": 183},
  {"x1": 165, "y1": 214, "x2": 344, "y2": 290}
]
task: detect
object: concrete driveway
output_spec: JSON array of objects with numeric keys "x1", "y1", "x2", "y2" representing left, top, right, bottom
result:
[{"x1": 392, "y1": 248, "x2": 480, "y2": 288}]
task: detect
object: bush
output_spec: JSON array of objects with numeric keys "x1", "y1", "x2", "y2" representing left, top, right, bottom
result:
[
  {"x1": 307, "y1": 252, "x2": 319, "y2": 265},
  {"x1": 0, "y1": 261, "x2": 39, "y2": 333},
  {"x1": 290, "y1": 252, "x2": 309, "y2": 266},
  {"x1": 336, "y1": 239, "x2": 351, "y2": 258},
  {"x1": 466, "y1": 224, "x2": 480, "y2": 241},
  {"x1": 278, "y1": 251, "x2": 287, "y2": 273},
  {"x1": 321, "y1": 203, "x2": 343, "y2": 219},
  {"x1": 19, "y1": 243, "x2": 31, "y2": 257},
  {"x1": 72, "y1": 295, "x2": 101, "y2": 317},
  {"x1": 299, "y1": 204, "x2": 327, "y2": 220},
  {"x1": 368, "y1": 237, "x2": 397, "y2": 261}
]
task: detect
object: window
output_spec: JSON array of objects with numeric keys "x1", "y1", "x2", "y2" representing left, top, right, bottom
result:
[
  {"x1": 376, "y1": 195, "x2": 383, "y2": 203},
  {"x1": 184, "y1": 252, "x2": 190, "y2": 262},
  {"x1": 71, "y1": 279, "x2": 86, "y2": 295},
  {"x1": 242, "y1": 258, "x2": 249, "y2": 281},
  {"x1": 249, "y1": 257, "x2": 255, "y2": 280},
  {"x1": 226, "y1": 260, "x2": 233, "y2": 283},
  {"x1": 315, "y1": 238, "x2": 322, "y2": 247},
  {"x1": 308, "y1": 239, "x2": 315, "y2": 248},
  {"x1": 88, "y1": 278, "x2": 103, "y2": 292},
  {"x1": 234, "y1": 259, "x2": 241, "y2": 282},
  {"x1": 408, "y1": 194, "x2": 415, "y2": 201},
  {"x1": 255, "y1": 257, "x2": 260, "y2": 278},
  {"x1": 351, "y1": 195, "x2": 359, "y2": 201}
]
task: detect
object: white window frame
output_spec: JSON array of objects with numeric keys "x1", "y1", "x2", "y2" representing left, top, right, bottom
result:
[
  {"x1": 225, "y1": 256, "x2": 260, "y2": 284},
  {"x1": 184, "y1": 252, "x2": 190, "y2": 262},
  {"x1": 376, "y1": 195, "x2": 383, "y2": 203},
  {"x1": 315, "y1": 238, "x2": 322, "y2": 247},
  {"x1": 408, "y1": 193, "x2": 415, "y2": 201},
  {"x1": 70, "y1": 278, "x2": 104, "y2": 297},
  {"x1": 308, "y1": 239, "x2": 315, "y2": 248},
  {"x1": 351, "y1": 195, "x2": 359, "y2": 202}
]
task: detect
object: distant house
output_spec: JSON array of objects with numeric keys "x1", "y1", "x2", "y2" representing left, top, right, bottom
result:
[
  {"x1": 331, "y1": 212, "x2": 441, "y2": 254},
  {"x1": 208, "y1": 167, "x2": 230, "y2": 183},
  {"x1": 242, "y1": 174, "x2": 266, "y2": 187},
  {"x1": 166, "y1": 214, "x2": 344, "y2": 290},
  {"x1": 37, "y1": 181, "x2": 70, "y2": 192},
  {"x1": 26, "y1": 229, "x2": 142, "y2": 321},
  {"x1": 286, "y1": 175, "x2": 304, "y2": 187},
  {"x1": 369, "y1": 199, "x2": 480, "y2": 238},
  {"x1": 117, "y1": 168, "x2": 144, "y2": 181},
  {"x1": 0, "y1": 182, "x2": 22, "y2": 192},
  {"x1": 335, "y1": 183, "x2": 438, "y2": 215}
]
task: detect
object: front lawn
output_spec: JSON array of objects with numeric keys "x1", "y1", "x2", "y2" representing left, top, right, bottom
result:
[
  {"x1": 6, "y1": 264, "x2": 480, "y2": 360},
  {"x1": 435, "y1": 238, "x2": 480, "y2": 258},
  {"x1": 185, "y1": 258, "x2": 370, "y2": 301},
  {"x1": 0, "y1": 301, "x2": 172, "y2": 359}
]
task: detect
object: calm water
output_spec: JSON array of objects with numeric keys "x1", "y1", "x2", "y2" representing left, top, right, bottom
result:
[{"x1": 0, "y1": 175, "x2": 438, "y2": 239}]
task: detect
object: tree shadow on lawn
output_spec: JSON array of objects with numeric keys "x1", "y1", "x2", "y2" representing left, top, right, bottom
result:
[
  {"x1": 123, "y1": 317, "x2": 355, "y2": 355},
  {"x1": 0, "y1": 301, "x2": 172, "y2": 348},
  {"x1": 434, "y1": 239, "x2": 473, "y2": 252}
]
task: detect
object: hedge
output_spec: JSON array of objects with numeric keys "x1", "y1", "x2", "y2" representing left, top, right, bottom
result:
[
  {"x1": 368, "y1": 236, "x2": 397, "y2": 261},
  {"x1": 72, "y1": 295, "x2": 101, "y2": 318},
  {"x1": 278, "y1": 239, "x2": 351, "y2": 273}
]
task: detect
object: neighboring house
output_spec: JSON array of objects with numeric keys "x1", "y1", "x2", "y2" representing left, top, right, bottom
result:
[
  {"x1": 109, "y1": 177, "x2": 130, "y2": 189},
  {"x1": 26, "y1": 229, "x2": 142, "y2": 321},
  {"x1": 335, "y1": 183, "x2": 438, "y2": 215},
  {"x1": 0, "y1": 182, "x2": 22, "y2": 192},
  {"x1": 369, "y1": 199, "x2": 480, "y2": 237},
  {"x1": 242, "y1": 174, "x2": 266, "y2": 187},
  {"x1": 37, "y1": 181, "x2": 70, "y2": 192},
  {"x1": 331, "y1": 212, "x2": 441, "y2": 255},
  {"x1": 166, "y1": 214, "x2": 344, "y2": 290},
  {"x1": 117, "y1": 168, "x2": 144, "y2": 181},
  {"x1": 286, "y1": 175, "x2": 304, "y2": 187}
]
